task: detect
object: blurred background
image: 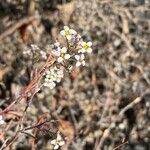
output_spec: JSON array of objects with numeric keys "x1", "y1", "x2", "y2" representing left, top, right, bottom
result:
[{"x1": 0, "y1": 0, "x2": 150, "y2": 149}]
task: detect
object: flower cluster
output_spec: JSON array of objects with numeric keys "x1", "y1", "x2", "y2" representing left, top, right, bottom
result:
[
  {"x1": 78, "y1": 41, "x2": 92, "y2": 53},
  {"x1": 44, "y1": 26, "x2": 92, "y2": 88},
  {"x1": 0, "y1": 115, "x2": 5, "y2": 125},
  {"x1": 57, "y1": 47, "x2": 70, "y2": 63},
  {"x1": 50, "y1": 131, "x2": 65, "y2": 149},
  {"x1": 44, "y1": 67, "x2": 64, "y2": 89}
]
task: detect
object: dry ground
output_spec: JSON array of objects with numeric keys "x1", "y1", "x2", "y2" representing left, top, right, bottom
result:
[{"x1": 0, "y1": 0, "x2": 150, "y2": 150}]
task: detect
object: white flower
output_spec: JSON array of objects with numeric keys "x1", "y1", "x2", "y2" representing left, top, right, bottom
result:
[
  {"x1": 57, "y1": 57, "x2": 64, "y2": 63},
  {"x1": 75, "y1": 54, "x2": 85, "y2": 67},
  {"x1": 57, "y1": 69, "x2": 64, "y2": 78},
  {"x1": 40, "y1": 50, "x2": 47, "y2": 59},
  {"x1": 44, "y1": 67, "x2": 64, "y2": 89},
  {"x1": 78, "y1": 41, "x2": 92, "y2": 53},
  {"x1": 43, "y1": 81, "x2": 56, "y2": 89},
  {"x1": 54, "y1": 42, "x2": 60, "y2": 47},
  {"x1": 0, "y1": 115, "x2": 5, "y2": 125},
  {"x1": 51, "y1": 132, "x2": 65, "y2": 149},
  {"x1": 30, "y1": 44, "x2": 40, "y2": 51},
  {"x1": 60, "y1": 26, "x2": 77, "y2": 40},
  {"x1": 53, "y1": 70, "x2": 63, "y2": 83},
  {"x1": 57, "y1": 47, "x2": 70, "y2": 63}
]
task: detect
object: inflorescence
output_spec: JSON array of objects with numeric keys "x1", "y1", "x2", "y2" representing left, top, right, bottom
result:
[
  {"x1": 2, "y1": 26, "x2": 92, "y2": 150},
  {"x1": 43, "y1": 26, "x2": 92, "y2": 90},
  {"x1": 22, "y1": 26, "x2": 92, "y2": 149}
]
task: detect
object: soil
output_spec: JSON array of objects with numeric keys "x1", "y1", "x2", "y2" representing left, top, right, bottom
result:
[{"x1": 0, "y1": 0, "x2": 150, "y2": 150}]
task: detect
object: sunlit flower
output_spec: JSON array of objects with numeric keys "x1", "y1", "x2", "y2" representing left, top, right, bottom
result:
[
  {"x1": 0, "y1": 115, "x2": 5, "y2": 125},
  {"x1": 51, "y1": 132, "x2": 65, "y2": 149},
  {"x1": 43, "y1": 27, "x2": 92, "y2": 89},
  {"x1": 60, "y1": 26, "x2": 77, "y2": 40},
  {"x1": 57, "y1": 47, "x2": 70, "y2": 63},
  {"x1": 78, "y1": 41, "x2": 92, "y2": 53},
  {"x1": 75, "y1": 54, "x2": 85, "y2": 67}
]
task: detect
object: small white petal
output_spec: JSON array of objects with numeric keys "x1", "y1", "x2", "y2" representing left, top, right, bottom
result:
[
  {"x1": 76, "y1": 61, "x2": 81, "y2": 67},
  {"x1": 0, "y1": 115, "x2": 2, "y2": 120},
  {"x1": 61, "y1": 47, "x2": 67, "y2": 53},
  {"x1": 51, "y1": 50, "x2": 60, "y2": 57},
  {"x1": 81, "y1": 42, "x2": 86, "y2": 47},
  {"x1": 51, "y1": 140, "x2": 57, "y2": 145},
  {"x1": 70, "y1": 29, "x2": 77, "y2": 34},
  {"x1": 57, "y1": 134, "x2": 62, "y2": 141},
  {"x1": 81, "y1": 54, "x2": 85, "y2": 60},
  {"x1": 59, "y1": 141, "x2": 65, "y2": 146},
  {"x1": 60, "y1": 30, "x2": 65, "y2": 36},
  {"x1": 82, "y1": 60, "x2": 86, "y2": 66},
  {"x1": 31, "y1": 44, "x2": 39, "y2": 50},
  {"x1": 77, "y1": 34, "x2": 81, "y2": 39},
  {"x1": 64, "y1": 26, "x2": 69, "y2": 31},
  {"x1": 54, "y1": 144, "x2": 59, "y2": 150},
  {"x1": 59, "y1": 74, "x2": 64, "y2": 78},
  {"x1": 43, "y1": 82, "x2": 48, "y2": 86},
  {"x1": 79, "y1": 48, "x2": 86, "y2": 53},
  {"x1": 45, "y1": 78, "x2": 49, "y2": 82},
  {"x1": 75, "y1": 55, "x2": 80, "y2": 60},
  {"x1": 0, "y1": 121, "x2": 4, "y2": 125},
  {"x1": 53, "y1": 67, "x2": 58, "y2": 70},
  {"x1": 56, "y1": 47, "x2": 61, "y2": 51},
  {"x1": 87, "y1": 48, "x2": 92, "y2": 53},
  {"x1": 64, "y1": 54, "x2": 70, "y2": 59},
  {"x1": 50, "y1": 68, "x2": 55, "y2": 73},
  {"x1": 0, "y1": 120, "x2": 5, "y2": 125},
  {"x1": 54, "y1": 42, "x2": 60, "y2": 47},
  {"x1": 57, "y1": 70, "x2": 63, "y2": 75},
  {"x1": 87, "y1": 42, "x2": 92, "y2": 46},
  {"x1": 57, "y1": 57, "x2": 64, "y2": 63},
  {"x1": 78, "y1": 50, "x2": 81, "y2": 53},
  {"x1": 50, "y1": 83, "x2": 56, "y2": 89},
  {"x1": 46, "y1": 70, "x2": 51, "y2": 74},
  {"x1": 56, "y1": 78, "x2": 61, "y2": 83},
  {"x1": 49, "y1": 79, "x2": 54, "y2": 82},
  {"x1": 57, "y1": 73, "x2": 63, "y2": 78},
  {"x1": 46, "y1": 74, "x2": 50, "y2": 78},
  {"x1": 45, "y1": 81, "x2": 56, "y2": 89},
  {"x1": 66, "y1": 35, "x2": 72, "y2": 40}
]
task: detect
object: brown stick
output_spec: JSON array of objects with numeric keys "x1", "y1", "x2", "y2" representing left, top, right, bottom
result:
[{"x1": 0, "y1": 55, "x2": 55, "y2": 116}]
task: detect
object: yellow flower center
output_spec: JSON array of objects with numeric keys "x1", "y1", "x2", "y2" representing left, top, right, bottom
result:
[
  {"x1": 83, "y1": 44, "x2": 89, "y2": 50},
  {"x1": 65, "y1": 30, "x2": 71, "y2": 35}
]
